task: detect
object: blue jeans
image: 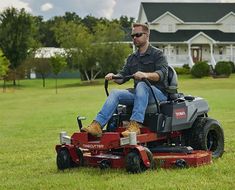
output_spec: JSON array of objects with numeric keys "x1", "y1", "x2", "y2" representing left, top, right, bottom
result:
[{"x1": 95, "y1": 81, "x2": 167, "y2": 127}]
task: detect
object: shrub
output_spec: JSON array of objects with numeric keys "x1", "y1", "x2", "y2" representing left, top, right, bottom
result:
[
  {"x1": 191, "y1": 61, "x2": 210, "y2": 78},
  {"x1": 215, "y1": 61, "x2": 232, "y2": 76},
  {"x1": 228, "y1": 61, "x2": 235, "y2": 73},
  {"x1": 182, "y1": 64, "x2": 190, "y2": 70},
  {"x1": 174, "y1": 67, "x2": 190, "y2": 75}
]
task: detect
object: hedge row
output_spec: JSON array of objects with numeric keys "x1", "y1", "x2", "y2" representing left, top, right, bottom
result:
[{"x1": 174, "y1": 61, "x2": 234, "y2": 78}]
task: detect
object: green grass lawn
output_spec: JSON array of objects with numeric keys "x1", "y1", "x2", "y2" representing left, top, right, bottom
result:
[{"x1": 0, "y1": 75, "x2": 235, "y2": 190}]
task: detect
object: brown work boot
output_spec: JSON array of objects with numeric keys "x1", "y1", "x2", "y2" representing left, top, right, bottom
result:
[
  {"x1": 121, "y1": 120, "x2": 141, "y2": 137},
  {"x1": 81, "y1": 120, "x2": 102, "y2": 137}
]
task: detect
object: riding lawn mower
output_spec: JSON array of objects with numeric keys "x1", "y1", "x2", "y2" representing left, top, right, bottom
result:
[{"x1": 55, "y1": 66, "x2": 224, "y2": 173}]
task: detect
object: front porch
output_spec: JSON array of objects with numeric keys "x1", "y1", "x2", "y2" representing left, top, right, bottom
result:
[
  {"x1": 166, "y1": 54, "x2": 235, "y2": 68},
  {"x1": 154, "y1": 43, "x2": 235, "y2": 68}
]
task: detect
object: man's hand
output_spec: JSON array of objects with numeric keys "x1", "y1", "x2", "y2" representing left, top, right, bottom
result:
[
  {"x1": 133, "y1": 71, "x2": 160, "y2": 81},
  {"x1": 105, "y1": 73, "x2": 115, "y2": 80},
  {"x1": 133, "y1": 71, "x2": 148, "y2": 80}
]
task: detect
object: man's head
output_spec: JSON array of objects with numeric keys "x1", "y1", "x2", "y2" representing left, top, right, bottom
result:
[{"x1": 131, "y1": 23, "x2": 150, "y2": 48}]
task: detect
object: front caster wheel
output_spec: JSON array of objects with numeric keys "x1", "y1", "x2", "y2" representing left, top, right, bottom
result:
[
  {"x1": 57, "y1": 148, "x2": 72, "y2": 170},
  {"x1": 125, "y1": 151, "x2": 143, "y2": 173}
]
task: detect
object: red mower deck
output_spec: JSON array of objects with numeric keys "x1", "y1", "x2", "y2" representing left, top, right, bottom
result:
[{"x1": 56, "y1": 131, "x2": 212, "y2": 172}]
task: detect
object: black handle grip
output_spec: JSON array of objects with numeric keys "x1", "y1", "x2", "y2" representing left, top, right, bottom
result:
[{"x1": 105, "y1": 75, "x2": 133, "y2": 97}]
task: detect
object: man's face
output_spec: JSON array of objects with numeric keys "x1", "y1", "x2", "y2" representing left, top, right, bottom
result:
[{"x1": 131, "y1": 26, "x2": 148, "y2": 48}]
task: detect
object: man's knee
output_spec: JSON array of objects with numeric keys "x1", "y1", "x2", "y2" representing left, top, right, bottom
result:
[
  {"x1": 135, "y1": 81, "x2": 149, "y2": 91},
  {"x1": 109, "y1": 89, "x2": 123, "y2": 100},
  {"x1": 110, "y1": 89, "x2": 118, "y2": 95}
]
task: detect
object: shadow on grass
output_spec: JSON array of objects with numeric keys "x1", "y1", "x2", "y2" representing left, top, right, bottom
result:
[{"x1": 52, "y1": 166, "x2": 127, "y2": 176}]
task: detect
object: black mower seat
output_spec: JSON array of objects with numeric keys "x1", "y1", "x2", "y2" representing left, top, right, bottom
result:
[{"x1": 145, "y1": 66, "x2": 179, "y2": 113}]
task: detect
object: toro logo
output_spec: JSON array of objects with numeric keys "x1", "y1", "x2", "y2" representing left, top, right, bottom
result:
[{"x1": 174, "y1": 108, "x2": 187, "y2": 119}]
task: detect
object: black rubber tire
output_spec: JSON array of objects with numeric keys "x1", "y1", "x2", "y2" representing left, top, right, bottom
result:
[
  {"x1": 175, "y1": 159, "x2": 188, "y2": 168},
  {"x1": 57, "y1": 148, "x2": 72, "y2": 170},
  {"x1": 184, "y1": 117, "x2": 224, "y2": 158},
  {"x1": 125, "y1": 151, "x2": 143, "y2": 173},
  {"x1": 125, "y1": 148, "x2": 155, "y2": 173}
]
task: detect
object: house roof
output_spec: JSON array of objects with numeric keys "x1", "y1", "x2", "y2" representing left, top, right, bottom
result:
[
  {"x1": 141, "y1": 2, "x2": 235, "y2": 22},
  {"x1": 149, "y1": 30, "x2": 235, "y2": 43}
]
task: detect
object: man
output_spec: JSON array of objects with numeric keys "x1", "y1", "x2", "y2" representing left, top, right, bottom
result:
[{"x1": 81, "y1": 23, "x2": 168, "y2": 137}]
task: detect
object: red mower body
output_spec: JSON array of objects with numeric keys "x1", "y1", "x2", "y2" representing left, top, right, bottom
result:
[{"x1": 55, "y1": 128, "x2": 212, "y2": 172}]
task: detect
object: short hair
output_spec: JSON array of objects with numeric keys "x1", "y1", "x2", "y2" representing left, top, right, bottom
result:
[{"x1": 132, "y1": 23, "x2": 150, "y2": 34}]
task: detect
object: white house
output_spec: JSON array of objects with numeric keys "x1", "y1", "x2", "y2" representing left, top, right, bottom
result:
[
  {"x1": 34, "y1": 47, "x2": 66, "y2": 58},
  {"x1": 137, "y1": 2, "x2": 235, "y2": 67}
]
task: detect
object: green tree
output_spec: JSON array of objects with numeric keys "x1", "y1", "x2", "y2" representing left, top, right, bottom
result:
[
  {"x1": 50, "y1": 53, "x2": 67, "y2": 94},
  {"x1": 34, "y1": 16, "x2": 59, "y2": 47},
  {"x1": 81, "y1": 15, "x2": 99, "y2": 33},
  {"x1": 119, "y1": 16, "x2": 135, "y2": 28},
  {"x1": 34, "y1": 58, "x2": 51, "y2": 87},
  {"x1": 0, "y1": 50, "x2": 10, "y2": 92},
  {"x1": 62, "y1": 12, "x2": 82, "y2": 24},
  {"x1": 37, "y1": 12, "x2": 82, "y2": 47},
  {"x1": 0, "y1": 50, "x2": 9, "y2": 77},
  {"x1": 24, "y1": 57, "x2": 51, "y2": 87},
  {"x1": 53, "y1": 21, "x2": 98, "y2": 81},
  {"x1": 94, "y1": 22, "x2": 132, "y2": 75},
  {"x1": 0, "y1": 7, "x2": 38, "y2": 85}
]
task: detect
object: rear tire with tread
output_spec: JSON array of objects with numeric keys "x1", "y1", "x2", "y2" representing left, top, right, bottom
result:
[{"x1": 184, "y1": 117, "x2": 224, "y2": 158}]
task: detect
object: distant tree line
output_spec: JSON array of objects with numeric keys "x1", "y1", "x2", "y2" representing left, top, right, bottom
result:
[{"x1": 0, "y1": 7, "x2": 135, "y2": 86}]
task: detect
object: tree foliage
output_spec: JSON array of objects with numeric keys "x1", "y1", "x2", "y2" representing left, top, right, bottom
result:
[
  {"x1": 35, "y1": 16, "x2": 59, "y2": 47},
  {"x1": 53, "y1": 21, "x2": 132, "y2": 81},
  {"x1": 119, "y1": 16, "x2": 135, "y2": 28},
  {"x1": 24, "y1": 58, "x2": 51, "y2": 87},
  {"x1": 0, "y1": 8, "x2": 134, "y2": 82},
  {"x1": 0, "y1": 49, "x2": 10, "y2": 78},
  {"x1": 0, "y1": 49, "x2": 10, "y2": 92},
  {"x1": 52, "y1": 21, "x2": 98, "y2": 81},
  {"x1": 50, "y1": 53, "x2": 67, "y2": 93},
  {"x1": 94, "y1": 23, "x2": 131, "y2": 75},
  {"x1": 0, "y1": 7, "x2": 39, "y2": 84}
]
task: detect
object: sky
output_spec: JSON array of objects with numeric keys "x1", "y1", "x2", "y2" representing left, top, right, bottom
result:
[{"x1": 0, "y1": 0, "x2": 234, "y2": 20}]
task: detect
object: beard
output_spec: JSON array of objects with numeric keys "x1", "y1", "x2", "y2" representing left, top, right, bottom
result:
[{"x1": 134, "y1": 40, "x2": 147, "y2": 48}]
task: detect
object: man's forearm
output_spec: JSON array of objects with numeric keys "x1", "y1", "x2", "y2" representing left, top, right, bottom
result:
[{"x1": 145, "y1": 72, "x2": 160, "y2": 81}]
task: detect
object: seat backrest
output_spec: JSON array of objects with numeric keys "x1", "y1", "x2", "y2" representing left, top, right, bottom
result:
[
  {"x1": 166, "y1": 65, "x2": 178, "y2": 94},
  {"x1": 146, "y1": 66, "x2": 179, "y2": 113}
]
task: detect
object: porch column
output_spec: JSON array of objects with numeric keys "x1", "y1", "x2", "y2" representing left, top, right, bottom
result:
[
  {"x1": 167, "y1": 44, "x2": 171, "y2": 56},
  {"x1": 230, "y1": 44, "x2": 234, "y2": 62},
  {"x1": 210, "y1": 43, "x2": 216, "y2": 67},
  {"x1": 188, "y1": 43, "x2": 194, "y2": 67}
]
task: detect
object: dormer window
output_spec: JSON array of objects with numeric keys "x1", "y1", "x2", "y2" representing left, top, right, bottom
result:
[
  {"x1": 231, "y1": 24, "x2": 235, "y2": 32},
  {"x1": 161, "y1": 24, "x2": 175, "y2": 32},
  {"x1": 168, "y1": 24, "x2": 173, "y2": 32}
]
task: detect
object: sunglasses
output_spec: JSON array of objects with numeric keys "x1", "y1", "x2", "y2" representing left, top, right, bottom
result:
[{"x1": 131, "y1": 32, "x2": 146, "y2": 38}]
